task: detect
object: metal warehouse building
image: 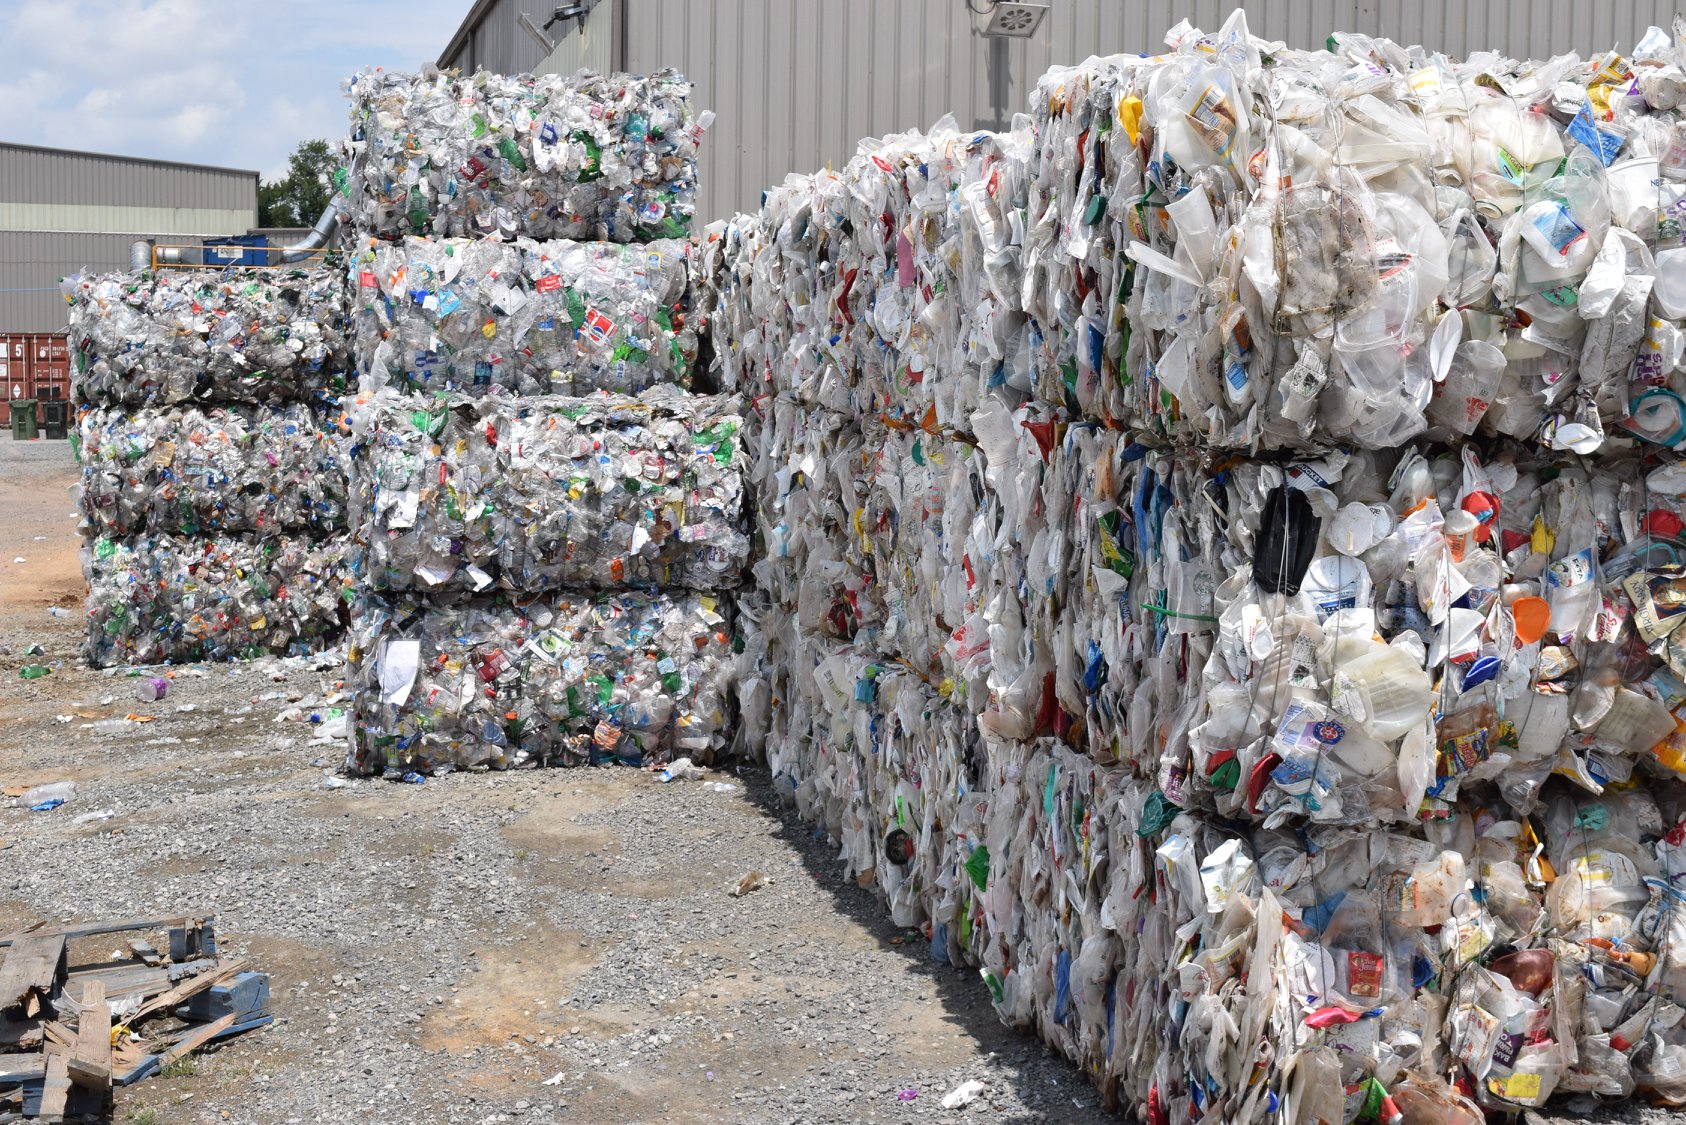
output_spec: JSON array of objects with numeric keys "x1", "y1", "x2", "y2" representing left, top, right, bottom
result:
[
  {"x1": 439, "y1": 0, "x2": 1686, "y2": 225},
  {"x1": 0, "y1": 143, "x2": 257, "y2": 422}
]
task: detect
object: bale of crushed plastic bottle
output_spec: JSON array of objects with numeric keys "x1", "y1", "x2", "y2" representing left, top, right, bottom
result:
[
  {"x1": 345, "y1": 589, "x2": 735, "y2": 774},
  {"x1": 350, "y1": 236, "x2": 697, "y2": 396},
  {"x1": 349, "y1": 388, "x2": 746, "y2": 596},
  {"x1": 702, "y1": 11, "x2": 1686, "y2": 1119},
  {"x1": 67, "y1": 266, "x2": 351, "y2": 406},
  {"x1": 1022, "y1": 17, "x2": 1686, "y2": 455},
  {"x1": 84, "y1": 534, "x2": 350, "y2": 667},
  {"x1": 343, "y1": 67, "x2": 710, "y2": 243},
  {"x1": 77, "y1": 403, "x2": 349, "y2": 539}
]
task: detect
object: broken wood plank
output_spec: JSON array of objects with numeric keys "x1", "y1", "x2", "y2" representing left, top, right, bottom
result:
[
  {"x1": 0, "y1": 1013, "x2": 41, "y2": 1050},
  {"x1": 0, "y1": 915, "x2": 208, "y2": 950},
  {"x1": 156, "y1": 1013, "x2": 235, "y2": 1067},
  {"x1": 66, "y1": 963, "x2": 171, "y2": 1000},
  {"x1": 66, "y1": 981, "x2": 109, "y2": 1090},
  {"x1": 165, "y1": 956, "x2": 220, "y2": 983},
  {"x1": 128, "y1": 958, "x2": 248, "y2": 1024},
  {"x1": 0, "y1": 1052, "x2": 45, "y2": 1084},
  {"x1": 36, "y1": 1055, "x2": 69, "y2": 1123},
  {"x1": 126, "y1": 938, "x2": 162, "y2": 967},
  {"x1": 0, "y1": 934, "x2": 64, "y2": 1012},
  {"x1": 111, "y1": 1042, "x2": 157, "y2": 1087}
]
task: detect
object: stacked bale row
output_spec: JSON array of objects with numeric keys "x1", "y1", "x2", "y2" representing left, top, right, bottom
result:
[
  {"x1": 67, "y1": 267, "x2": 353, "y2": 665},
  {"x1": 340, "y1": 67, "x2": 743, "y2": 775},
  {"x1": 705, "y1": 15, "x2": 1686, "y2": 1120}
]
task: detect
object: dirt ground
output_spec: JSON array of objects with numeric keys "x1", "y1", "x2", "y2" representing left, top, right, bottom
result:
[{"x1": 0, "y1": 436, "x2": 1109, "y2": 1124}]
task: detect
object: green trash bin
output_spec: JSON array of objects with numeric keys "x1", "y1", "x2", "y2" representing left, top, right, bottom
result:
[{"x1": 9, "y1": 399, "x2": 37, "y2": 441}]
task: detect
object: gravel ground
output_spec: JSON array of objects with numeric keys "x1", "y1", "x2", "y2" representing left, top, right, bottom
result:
[
  {"x1": 0, "y1": 438, "x2": 1106, "y2": 1123},
  {"x1": 5, "y1": 434, "x2": 1686, "y2": 1124}
]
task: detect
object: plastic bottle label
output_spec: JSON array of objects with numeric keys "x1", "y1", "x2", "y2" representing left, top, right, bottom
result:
[
  {"x1": 1568, "y1": 102, "x2": 1625, "y2": 166},
  {"x1": 1185, "y1": 85, "x2": 1238, "y2": 154},
  {"x1": 1531, "y1": 203, "x2": 1587, "y2": 257}
]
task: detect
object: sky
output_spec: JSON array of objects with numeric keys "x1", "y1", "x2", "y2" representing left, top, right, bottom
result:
[{"x1": 0, "y1": 0, "x2": 471, "y2": 181}]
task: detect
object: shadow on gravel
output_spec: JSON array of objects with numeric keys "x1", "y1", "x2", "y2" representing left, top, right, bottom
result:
[{"x1": 733, "y1": 762, "x2": 1112, "y2": 1125}]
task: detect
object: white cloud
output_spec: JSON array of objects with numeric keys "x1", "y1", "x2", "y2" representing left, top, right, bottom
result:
[{"x1": 0, "y1": 0, "x2": 466, "y2": 179}]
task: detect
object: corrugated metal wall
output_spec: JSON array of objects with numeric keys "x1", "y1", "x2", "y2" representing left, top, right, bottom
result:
[
  {"x1": 0, "y1": 232, "x2": 160, "y2": 333},
  {"x1": 0, "y1": 145, "x2": 256, "y2": 213},
  {"x1": 620, "y1": 0, "x2": 1686, "y2": 223},
  {"x1": 440, "y1": 0, "x2": 596, "y2": 73},
  {"x1": 539, "y1": 0, "x2": 617, "y2": 74},
  {"x1": 441, "y1": 0, "x2": 1686, "y2": 222}
]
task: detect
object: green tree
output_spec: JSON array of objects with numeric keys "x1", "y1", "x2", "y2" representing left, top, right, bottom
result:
[{"x1": 258, "y1": 139, "x2": 337, "y2": 228}]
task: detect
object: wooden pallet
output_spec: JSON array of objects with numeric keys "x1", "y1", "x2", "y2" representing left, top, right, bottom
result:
[{"x1": 0, "y1": 914, "x2": 269, "y2": 1121}]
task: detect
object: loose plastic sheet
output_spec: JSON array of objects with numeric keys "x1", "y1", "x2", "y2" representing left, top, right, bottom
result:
[
  {"x1": 350, "y1": 235, "x2": 697, "y2": 396},
  {"x1": 706, "y1": 14, "x2": 1686, "y2": 1120},
  {"x1": 344, "y1": 67, "x2": 710, "y2": 243},
  {"x1": 84, "y1": 533, "x2": 350, "y2": 667},
  {"x1": 348, "y1": 388, "x2": 747, "y2": 595},
  {"x1": 67, "y1": 266, "x2": 351, "y2": 406},
  {"x1": 77, "y1": 403, "x2": 349, "y2": 539},
  {"x1": 345, "y1": 590, "x2": 735, "y2": 774}
]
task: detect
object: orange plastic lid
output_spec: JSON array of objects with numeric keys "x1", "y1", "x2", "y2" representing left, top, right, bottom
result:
[{"x1": 1511, "y1": 596, "x2": 1550, "y2": 645}]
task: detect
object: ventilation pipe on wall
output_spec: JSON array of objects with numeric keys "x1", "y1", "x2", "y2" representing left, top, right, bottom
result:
[
  {"x1": 130, "y1": 159, "x2": 352, "y2": 273},
  {"x1": 276, "y1": 196, "x2": 347, "y2": 264}
]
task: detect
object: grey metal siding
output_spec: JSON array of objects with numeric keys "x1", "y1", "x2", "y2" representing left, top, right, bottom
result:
[
  {"x1": 0, "y1": 144, "x2": 256, "y2": 214},
  {"x1": 608, "y1": 0, "x2": 1686, "y2": 224},
  {"x1": 437, "y1": 0, "x2": 1686, "y2": 221},
  {"x1": 539, "y1": 0, "x2": 616, "y2": 74},
  {"x1": 0, "y1": 145, "x2": 259, "y2": 331},
  {"x1": 441, "y1": 0, "x2": 596, "y2": 73},
  {"x1": 0, "y1": 232, "x2": 162, "y2": 333}
]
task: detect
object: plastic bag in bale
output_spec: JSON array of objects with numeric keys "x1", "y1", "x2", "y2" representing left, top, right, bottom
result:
[
  {"x1": 350, "y1": 235, "x2": 696, "y2": 396},
  {"x1": 348, "y1": 387, "x2": 747, "y2": 595},
  {"x1": 77, "y1": 403, "x2": 349, "y2": 539},
  {"x1": 84, "y1": 533, "x2": 350, "y2": 667},
  {"x1": 67, "y1": 266, "x2": 351, "y2": 406},
  {"x1": 345, "y1": 589, "x2": 735, "y2": 774},
  {"x1": 343, "y1": 66, "x2": 711, "y2": 243}
]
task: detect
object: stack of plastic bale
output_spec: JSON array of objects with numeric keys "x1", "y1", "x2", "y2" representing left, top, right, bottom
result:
[
  {"x1": 66, "y1": 267, "x2": 354, "y2": 666},
  {"x1": 1018, "y1": 12, "x2": 1686, "y2": 1119},
  {"x1": 340, "y1": 66, "x2": 742, "y2": 777},
  {"x1": 704, "y1": 11, "x2": 1686, "y2": 1120},
  {"x1": 708, "y1": 114, "x2": 1094, "y2": 1038}
]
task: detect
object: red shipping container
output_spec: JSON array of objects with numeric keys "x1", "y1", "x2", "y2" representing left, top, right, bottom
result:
[{"x1": 0, "y1": 332, "x2": 71, "y2": 427}]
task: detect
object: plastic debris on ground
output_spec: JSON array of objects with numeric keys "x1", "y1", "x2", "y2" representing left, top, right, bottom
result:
[
  {"x1": 76, "y1": 403, "x2": 349, "y2": 539},
  {"x1": 66, "y1": 266, "x2": 350, "y2": 406},
  {"x1": 84, "y1": 534, "x2": 350, "y2": 668},
  {"x1": 701, "y1": 12, "x2": 1686, "y2": 1121},
  {"x1": 343, "y1": 67, "x2": 712, "y2": 243},
  {"x1": 344, "y1": 590, "x2": 735, "y2": 775},
  {"x1": 349, "y1": 236, "x2": 698, "y2": 396},
  {"x1": 347, "y1": 387, "x2": 746, "y2": 597}
]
